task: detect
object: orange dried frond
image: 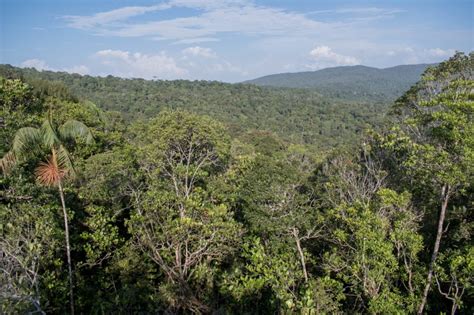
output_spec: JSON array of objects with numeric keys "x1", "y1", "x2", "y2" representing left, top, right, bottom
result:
[
  {"x1": 35, "y1": 151, "x2": 68, "y2": 186},
  {"x1": 1, "y1": 151, "x2": 17, "y2": 176}
]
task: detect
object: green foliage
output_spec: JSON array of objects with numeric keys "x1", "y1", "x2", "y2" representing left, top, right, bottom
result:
[
  {"x1": 321, "y1": 188, "x2": 423, "y2": 313},
  {"x1": 435, "y1": 246, "x2": 474, "y2": 313},
  {"x1": 1, "y1": 52, "x2": 472, "y2": 314},
  {"x1": 0, "y1": 202, "x2": 60, "y2": 313},
  {"x1": 391, "y1": 52, "x2": 473, "y2": 185},
  {"x1": 221, "y1": 237, "x2": 304, "y2": 312},
  {"x1": 127, "y1": 111, "x2": 242, "y2": 313},
  {"x1": 369, "y1": 52, "x2": 474, "y2": 314},
  {"x1": 0, "y1": 64, "x2": 388, "y2": 152}
]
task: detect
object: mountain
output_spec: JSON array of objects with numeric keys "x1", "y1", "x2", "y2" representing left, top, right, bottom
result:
[{"x1": 244, "y1": 64, "x2": 433, "y2": 102}]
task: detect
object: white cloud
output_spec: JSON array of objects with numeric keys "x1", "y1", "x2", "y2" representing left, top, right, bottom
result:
[
  {"x1": 335, "y1": 7, "x2": 403, "y2": 14},
  {"x1": 37, "y1": 1, "x2": 467, "y2": 81},
  {"x1": 63, "y1": 1, "x2": 406, "y2": 47},
  {"x1": 63, "y1": 1, "x2": 253, "y2": 31},
  {"x1": 96, "y1": 49, "x2": 130, "y2": 60},
  {"x1": 309, "y1": 7, "x2": 404, "y2": 15},
  {"x1": 93, "y1": 48, "x2": 249, "y2": 81},
  {"x1": 20, "y1": 59, "x2": 89, "y2": 75},
  {"x1": 211, "y1": 61, "x2": 248, "y2": 76},
  {"x1": 427, "y1": 48, "x2": 455, "y2": 57},
  {"x1": 172, "y1": 37, "x2": 220, "y2": 44},
  {"x1": 56, "y1": 1, "x2": 469, "y2": 81},
  {"x1": 63, "y1": 1, "x2": 335, "y2": 41},
  {"x1": 383, "y1": 47, "x2": 456, "y2": 64},
  {"x1": 19, "y1": 51, "x2": 248, "y2": 82},
  {"x1": 60, "y1": 1, "x2": 416, "y2": 79},
  {"x1": 63, "y1": 4, "x2": 171, "y2": 29},
  {"x1": 65, "y1": 65, "x2": 90, "y2": 75},
  {"x1": 21, "y1": 59, "x2": 50, "y2": 70},
  {"x1": 182, "y1": 46, "x2": 217, "y2": 58},
  {"x1": 309, "y1": 46, "x2": 359, "y2": 67},
  {"x1": 308, "y1": 7, "x2": 404, "y2": 24},
  {"x1": 169, "y1": 0, "x2": 250, "y2": 10},
  {"x1": 386, "y1": 47, "x2": 414, "y2": 56},
  {"x1": 181, "y1": 56, "x2": 248, "y2": 80},
  {"x1": 110, "y1": 6, "x2": 329, "y2": 39},
  {"x1": 94, "y1": 49, "x2": 187, "y2": 79}
]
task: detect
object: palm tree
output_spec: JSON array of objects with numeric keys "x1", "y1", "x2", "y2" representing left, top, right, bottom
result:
[{"x1": 1, "y1": 111, "x2": 94, "y2": 315}]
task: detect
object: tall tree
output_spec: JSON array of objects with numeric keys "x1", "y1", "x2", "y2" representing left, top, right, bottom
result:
[{"x1": 1, "y1": 110, "x2": 94, "y2": 315}]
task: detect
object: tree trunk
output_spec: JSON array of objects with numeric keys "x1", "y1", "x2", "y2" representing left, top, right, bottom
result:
[
  {"x1": 451, "y1": 302, "x2": 457, "y2": 315},
  {"x1": 417, "y1": 184, "x2": 450, "y2": 315},
  {"x1": 58, "y1": 180, "x2": 74, "y2": 315},
  {"x1": 292, "y1": 229, "x2": 308, "y2": 282}
]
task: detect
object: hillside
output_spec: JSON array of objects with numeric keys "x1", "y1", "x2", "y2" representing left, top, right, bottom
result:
[
  {"x1": 245, "y1": 64, "x2": 433, "y2": 102},
  {"x1": 0, "y1": 64, "x2": 390, "y2": 151}
]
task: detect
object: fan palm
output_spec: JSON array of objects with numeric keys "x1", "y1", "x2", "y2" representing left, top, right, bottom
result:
[{"x1": 1, "y1": 111, "x2": 94, "y2": 315}]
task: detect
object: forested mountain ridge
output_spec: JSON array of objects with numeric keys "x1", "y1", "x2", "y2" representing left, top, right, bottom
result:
[
  {"x1": 0, "y1": 64, "x2": 389, "y2": 151},
  {"x1": 245, "y1": 64, "x2": 433, "y2": 102}
]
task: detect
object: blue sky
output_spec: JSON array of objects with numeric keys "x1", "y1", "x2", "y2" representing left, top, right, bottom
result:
[{"x1": 1, "y1": 0, "x2": 472, "y2": 82}]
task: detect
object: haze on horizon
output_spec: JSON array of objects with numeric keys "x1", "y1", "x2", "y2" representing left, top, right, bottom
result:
[{"x1": 1, "y1": 0, "x2": 472, "y2": 82}]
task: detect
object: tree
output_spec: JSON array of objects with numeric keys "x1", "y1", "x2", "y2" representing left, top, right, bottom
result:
[
  {"x1": 221, "y1": 236, "x2": 308, "y2": 313},
  {"x1": 128, "y1": 111, "x2": 242, "y2": 312},
  {"x1": 0, "y1": 202, "x2": 56, "y2": 315},
  {"x1": 1, "y1": 110, "x2": 94, "y2": 315},
  {"x1": 217, "y1": 145, "x2": 329, "y2": 313},
  {"x1": 382, "y1": 52, "x2": 473, "y2": 313},
  {"x1": 238, "y1": 154, "x2": 323, "y2": 282},
  {"x1": 323, "y1": 189, "x2": 423, "y2": 313},
  {"x1": 313, "y1": 149, "x2": 424, "y2": 312},
  {"x1": 434, "y1": 247, "x2": 474, "y2": 315}
]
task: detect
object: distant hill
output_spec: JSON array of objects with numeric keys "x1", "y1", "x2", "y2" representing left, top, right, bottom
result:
[{"x1": 244, "y1": 64, "x2": 433, "y2": 102}]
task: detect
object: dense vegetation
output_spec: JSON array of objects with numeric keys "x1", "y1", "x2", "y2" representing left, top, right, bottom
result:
[
  {"x1": 0, "y1": 65, "x2": 389, "y2": 153},
  {"x1": 245, "y1": 64, "x2": 431, "y2": 102},
  {"x1": 1, "y1": 53, "x2": 473, "y2": 314}
]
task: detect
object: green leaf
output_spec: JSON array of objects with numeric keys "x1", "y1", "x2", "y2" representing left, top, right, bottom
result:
[
  {"x1": 59, "y1": 119, "x2": 94, "y2": 144},
  {"x1": 40, "y1": 118, "x2": 60, "y2": 148},
  {"x1": 12, "y1": 126, "x2": 42, "y2": 156}
]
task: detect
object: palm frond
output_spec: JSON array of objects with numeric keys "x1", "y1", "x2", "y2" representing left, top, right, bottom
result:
[
  {"x1": 0, "y1": 151, "x2": 16, "y2": 175},
  {"x1": 35, "y1": 149, "x2": 68, "y2": 186},
  {"x1": 59, "y1": 120, "x2": 94, "y2": 144},
  {"x1": 41, "y1": 118, "x2": 60, "y2": 148},
  {"x1": 57, "y1": 144, "x2": 76, "y2": 178},
  {"x1": 84, "y1": 101, "x2": 107, "y2": 123},
  {"x1": 11, "y1": 127, "x2": 42, "y2": 157}
]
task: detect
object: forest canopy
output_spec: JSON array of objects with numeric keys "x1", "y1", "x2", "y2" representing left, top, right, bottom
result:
[
  {"x1": 0, "y1": 52, "x2": 473, "y2": 314},
  {"x1": 0, "y1": 64, "x2": 392, "y2": 153}
]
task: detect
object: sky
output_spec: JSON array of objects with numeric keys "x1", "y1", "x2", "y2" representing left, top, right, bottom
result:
[{"x1": 1, "y1": 0, "x2": 472, "y2": 82}]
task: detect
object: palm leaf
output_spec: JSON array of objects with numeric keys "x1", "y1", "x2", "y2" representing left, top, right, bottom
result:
[
  {"x1": 57, "y1": 144, "x2": 76, "y2": 178},
  {"x1": 41, "y1": 118, "x2": 60, "y2": 148},
  {"x1": 84, "y1": 101, "x2": 107, "y2": 123},
  {"x1": 59, "y1": 120, "x2": 94, "y2": 144},
  {"x1": 11, "y1": 127, "x2": 42, "y2": 156}
]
